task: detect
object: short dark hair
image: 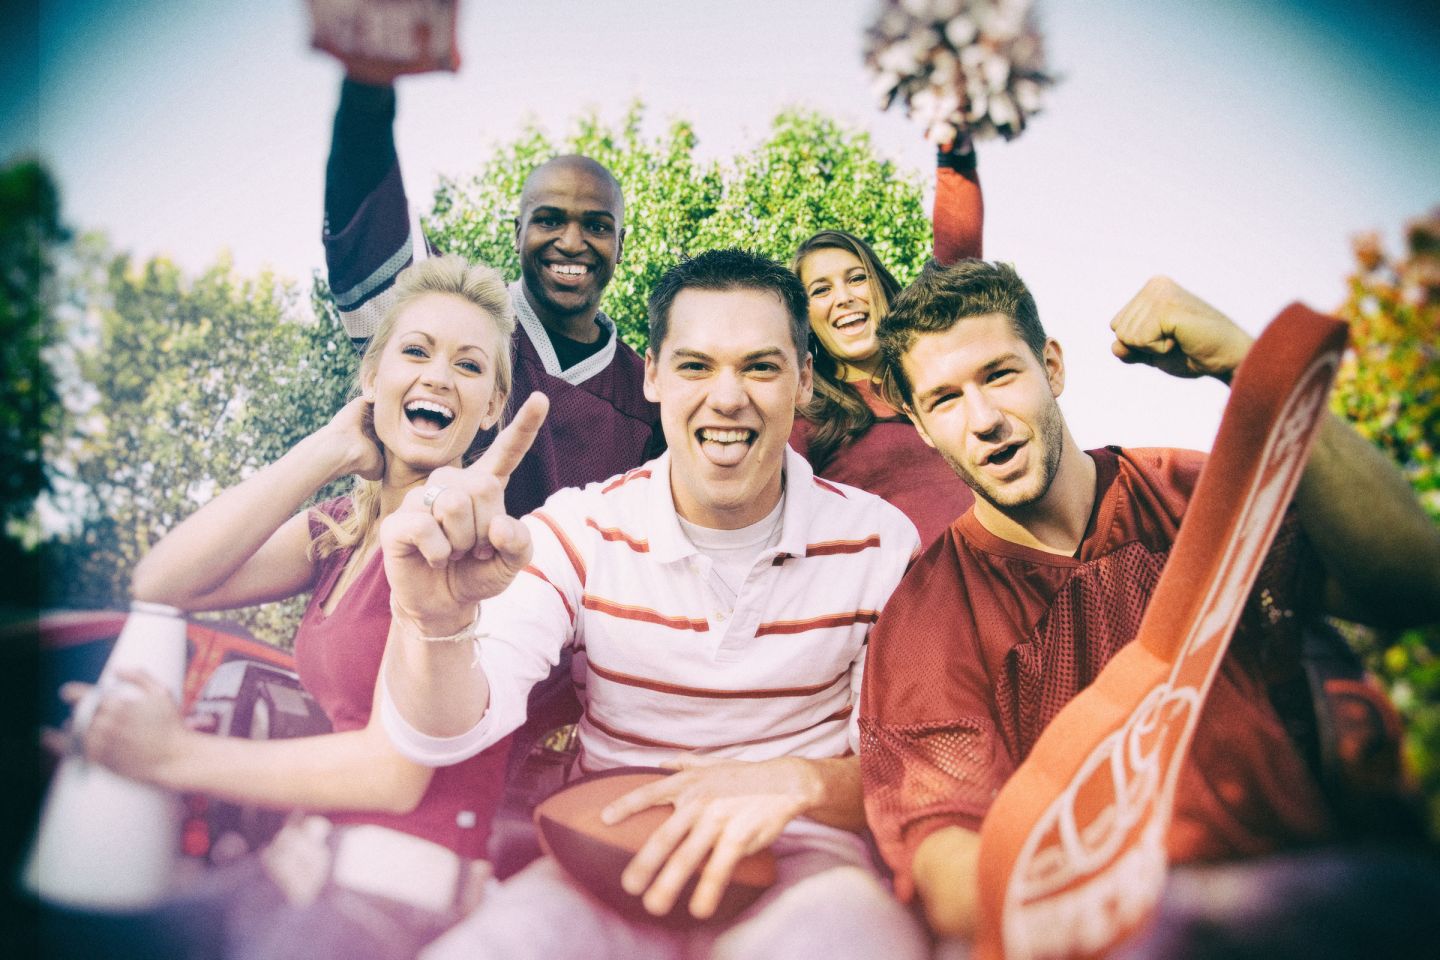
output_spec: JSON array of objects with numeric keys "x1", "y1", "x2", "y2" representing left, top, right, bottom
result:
[
  {"x1": 647, "y1": 248, "x2": 809, "y2": 357},
  {"x1": 878, "y1": 259, "x2": 1046, "y2": 408},
  {"x1": 519, "y1": 155, "x2": 625, "y2": 222}
]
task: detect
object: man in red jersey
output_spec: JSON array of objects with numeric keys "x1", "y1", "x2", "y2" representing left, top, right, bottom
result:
[{"x1": 858, "y1": 260, "x2": 1440, "y2": 946}]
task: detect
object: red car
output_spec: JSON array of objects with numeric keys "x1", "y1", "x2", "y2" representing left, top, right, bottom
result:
[{"x1": 23, "y1": 609, "x2": 332, "y2": 864}]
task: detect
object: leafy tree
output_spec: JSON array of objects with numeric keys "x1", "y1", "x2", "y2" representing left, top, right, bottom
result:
[
  {"x1": 696, "y1": 111, "x2": 934, "y2": 284},
  {"x1": 0, "y1": 161, "x2": 68, "y2": 611},
  {"x1": 1331, "y1": 208, "x2": 1440, "y2": 835},
  {"x1": 425, "y1": 105, "x2": 932, "y2": 352},
  {"x1": 42, "y1": 104, "x2": 933, "y2": 647},
  {"x1": 44, "y1": 251, "x2": 355, "y2": 645}
]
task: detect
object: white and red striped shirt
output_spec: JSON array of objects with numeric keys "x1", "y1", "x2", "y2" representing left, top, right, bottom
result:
[{"x1": 383, "y1": 447, "x2": 920, "y2": 772}]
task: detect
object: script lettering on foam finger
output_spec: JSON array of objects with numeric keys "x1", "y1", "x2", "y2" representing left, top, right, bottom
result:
[{"x1": 1009, "y1": 821, "x2": 1168, "y2": 960}]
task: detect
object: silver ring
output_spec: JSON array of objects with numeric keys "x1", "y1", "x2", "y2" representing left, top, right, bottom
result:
[{"x1": 421, "y1": 485, "x2": 446, "y2": 510}]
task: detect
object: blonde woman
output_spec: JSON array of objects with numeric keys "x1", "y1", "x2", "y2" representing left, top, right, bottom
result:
[{"x1": 69, "y1": 254, "x2": 534, "y2": 959}]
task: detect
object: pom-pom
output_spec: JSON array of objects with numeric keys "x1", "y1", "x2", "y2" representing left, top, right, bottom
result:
[{"x1": 865, "y1": 0, "x2": 1055, "y2": 148}]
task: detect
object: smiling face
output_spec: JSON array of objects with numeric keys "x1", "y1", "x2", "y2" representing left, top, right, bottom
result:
[
  {"x1": 364, "y1": 292, "x2": 506, "y2": 483},
  {"x1": 644, "y1": 287, "x2": 813, "y2": 529},
  {"x1": 515, "y1": 158, "x2": 624, "y2": 327},
  {"x1": 799, "y1": 246, "x2": 880, "y2": 375},
  {"x1": 903, "y1": 312, "x2": 1069, "y2": 514}
]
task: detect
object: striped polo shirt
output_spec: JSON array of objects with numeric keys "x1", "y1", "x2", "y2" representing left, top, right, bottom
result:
[{"x1": 384, "y1": 446, "x2": 920, "y2": 771}]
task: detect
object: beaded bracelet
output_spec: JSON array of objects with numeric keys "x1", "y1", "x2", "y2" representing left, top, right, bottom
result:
[{"x1": 389, "y1": 599, "x2": 481, "y2": 644}]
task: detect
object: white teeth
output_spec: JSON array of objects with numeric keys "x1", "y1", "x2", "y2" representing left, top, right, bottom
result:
[
  {"x1": 405, "y1": 399, "x2": 455, "y2": 420},
  {"x1": 834, "y1": 312, "x2": 867, "y2": 329},
  {"x1": 549, "y1": 263, "x2": 587, "y2": 276},
  {"x1": 699, "y1": 428, "x2": 753, "y2": 444}
]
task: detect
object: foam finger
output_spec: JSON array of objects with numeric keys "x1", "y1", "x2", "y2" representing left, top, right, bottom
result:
[{"x1": 112, "y1": 667, "x2": 169, "y2": 699}]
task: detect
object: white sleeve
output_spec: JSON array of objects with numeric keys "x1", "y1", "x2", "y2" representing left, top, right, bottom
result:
[
  {"x1": 848, "y1": 506, "x2": 921, "y2": 755},
  {"x1": 379, "y1": 501, "x2": 586, "y2": 766}
]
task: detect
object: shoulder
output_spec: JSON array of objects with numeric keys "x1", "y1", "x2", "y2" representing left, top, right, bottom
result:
[
  {"x1": 525, "y1": 461, "x2": 655, "y2": 534},
  {"x1": 797, "y1": 472, "x2": 922, "y2": 566},
  {"x1": 1114, "y1": 446, "x2": 1206, "y2": 499},
  {"x1": 897, "y1": 524, "x2": 967, "y2": 602},
  {"x1": 869, "y1": 526, "x2": 969, "y2": 652},
  {"x1": 612, "y1": 333, "x2": 646, "y2": 368}
]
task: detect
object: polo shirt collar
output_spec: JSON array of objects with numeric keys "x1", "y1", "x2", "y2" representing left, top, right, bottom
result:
[
  {"x1": 774, "y1": 446, "x2": 815, "y2": 560},
  {"x1": 644, "y1": 445, "x2": 818, "y2": 564}
]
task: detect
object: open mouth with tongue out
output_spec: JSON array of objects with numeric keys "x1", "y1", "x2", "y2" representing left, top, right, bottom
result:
[
  {"x1": 697, "y1": 427, "x2": 756, "y2": 467},
  {"x1": 404, "y1": 399, "x2": 456, "y2": 437}
]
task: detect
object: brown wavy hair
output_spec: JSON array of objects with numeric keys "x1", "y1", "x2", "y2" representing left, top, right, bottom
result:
[
  {"x1": 791, "y1": 230, "x2": 902, "y2": 472},
  {"x1": 877, "y1": 258, "x2": 1044, "y2": 411}
]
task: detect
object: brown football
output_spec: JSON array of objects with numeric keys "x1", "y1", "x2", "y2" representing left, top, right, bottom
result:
[{"x1": 533, "y1": 767, "x2": 778, "y2": 926}]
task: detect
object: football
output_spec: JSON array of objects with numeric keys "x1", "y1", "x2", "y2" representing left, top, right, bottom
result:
[{"x1": 533, "y1": 767, "x2": 778, "y2": 925}]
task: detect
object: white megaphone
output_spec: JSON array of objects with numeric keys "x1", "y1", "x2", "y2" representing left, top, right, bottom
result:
[{"x1": 23, "y1": 600, "x2": 188, "y2": 911}]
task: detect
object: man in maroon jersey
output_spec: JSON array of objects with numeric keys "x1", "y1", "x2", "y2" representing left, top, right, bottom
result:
[{"x1": 858, "y1": 260, "x2": 1440, "y2": 945}]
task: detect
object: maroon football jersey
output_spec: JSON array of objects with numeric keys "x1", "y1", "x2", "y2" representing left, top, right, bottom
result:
[{"x1": 860, "y1": 447, "x2": 1335, "y2": 901}]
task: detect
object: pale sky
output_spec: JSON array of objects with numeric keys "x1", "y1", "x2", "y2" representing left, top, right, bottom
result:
[{"x1": 9, "y1": 0, "x2": 1439, "y2": 452}]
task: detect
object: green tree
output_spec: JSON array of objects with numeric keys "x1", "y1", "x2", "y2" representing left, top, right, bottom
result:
[
  {"x1": 425, "y1": 105, "x2": 933, "y2": 352},
  {"x1": 45, "y1": 251, "x2": 354, "y2": 645},
  {"x1": 45, "y1": 104, "x2": 935, "y2": 643},
  {"x1": 0, "y1": 161, "x2": 68, "y2": 611},
  {"x1": 1330, "y1": 208, "x2": 1440, "y2": 835}
]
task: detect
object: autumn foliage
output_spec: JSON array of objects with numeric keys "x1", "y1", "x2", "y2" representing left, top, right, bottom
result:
[{"x1": 1331, "y1": 207, "x2": 1440, "y2": 835}]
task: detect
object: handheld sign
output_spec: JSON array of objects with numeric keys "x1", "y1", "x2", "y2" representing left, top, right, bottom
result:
[
  {"x1": 974, "y1": 305, "x2": 1349, "y2": 960},
  {"x1": 309, "y1": 0, "x2": 461, "y2": 77}
]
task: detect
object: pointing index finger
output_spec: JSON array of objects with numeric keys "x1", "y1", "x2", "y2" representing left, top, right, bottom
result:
[{"x1": 471, "y1": 392, "x2": 549, "y2": 483}]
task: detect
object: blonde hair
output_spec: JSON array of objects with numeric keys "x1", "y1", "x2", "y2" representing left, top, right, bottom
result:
[{"x1": 311, "y1": 254, "x2": 515, "y2": 560}]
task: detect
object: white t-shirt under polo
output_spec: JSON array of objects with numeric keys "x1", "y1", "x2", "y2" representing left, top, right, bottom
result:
[{"x1": 677, "y1": 495, "x2": 785, "y2": 617}]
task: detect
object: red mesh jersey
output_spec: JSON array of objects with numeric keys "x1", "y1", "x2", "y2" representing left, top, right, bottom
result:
[{"x1": 859, "y1": 447, "x2": 1336, "y2": 901}]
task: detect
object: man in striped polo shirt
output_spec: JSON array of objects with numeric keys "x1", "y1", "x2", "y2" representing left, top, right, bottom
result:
[{"x1": 378, "y1": 249, "x2": 932, "y2": 959}]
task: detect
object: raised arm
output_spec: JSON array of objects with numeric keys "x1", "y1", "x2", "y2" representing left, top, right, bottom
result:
[
  {"x1": 322, "y1": 75, "x2": 417, "y2": 351},
  {"x1": 932, "y1": 139, "x2": 983, "y2": 266},
  {"x1": 379, "y1": 394, "x2": 552, "y2": 744},
  {"x1": 131, "y1": 397, "x2": 383, "y2": 611},
  {"x1": 1110, "y1": 276, "x2": 1440, "y2": 626}
]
